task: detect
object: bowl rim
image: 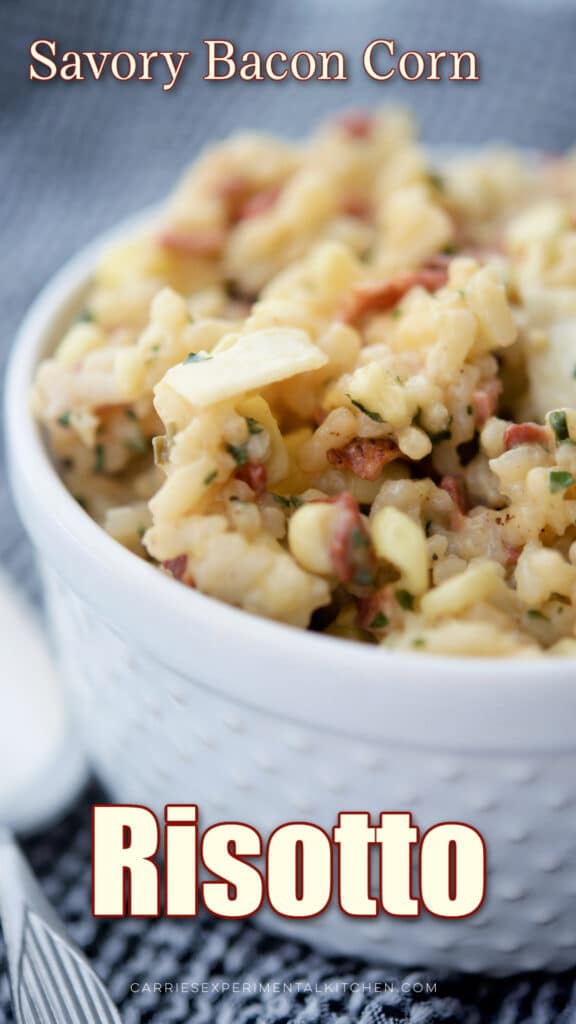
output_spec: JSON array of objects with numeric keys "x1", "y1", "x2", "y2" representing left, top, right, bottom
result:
[{"x1": 5, "y1": 206, "x2": 576, "y2": 752}]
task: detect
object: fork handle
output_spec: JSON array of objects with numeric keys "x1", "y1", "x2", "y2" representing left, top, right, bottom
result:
[{"x1": 0, "y1": 827, "x2": 122, "y2": 1023}]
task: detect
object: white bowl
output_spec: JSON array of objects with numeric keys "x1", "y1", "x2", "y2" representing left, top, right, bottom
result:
[{"x1": 5, "y1": 214, "x2": 576, "y2": 975}]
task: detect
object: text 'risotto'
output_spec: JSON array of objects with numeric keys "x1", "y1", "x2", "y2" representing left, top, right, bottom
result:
[{"x1": 33, "y1": 109, "x2": 576, "y2": 656}]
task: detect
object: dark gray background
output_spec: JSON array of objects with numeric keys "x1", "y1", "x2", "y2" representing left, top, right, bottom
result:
[{"x1": 2, "y1": 2, "x2": 576, "y2": 1021}]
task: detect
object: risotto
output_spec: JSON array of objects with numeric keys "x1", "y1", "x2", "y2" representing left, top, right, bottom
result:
[{"x1": 32, "y1": 108, "x2": 576, "y2": 656}]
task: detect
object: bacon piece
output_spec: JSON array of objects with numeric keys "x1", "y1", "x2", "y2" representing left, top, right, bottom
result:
[
  {"x1": 216, "y1": 177, "x2": 282, "y2": 223},
  {"x1": 157, "y1": 228, "x2": 225, "y2": 257},
  {"x1": 472, "y1": 379, "x2": 502, "y2": 428},
  {"x1": 503, "y1": 543, "x2": 521, "y2": 568},
  {"x1": 357, "y1": 585, "x2": 399, "y2": 633},
  {"x1": 329, "y1": 492, "x2": 376, "y2": 588},
  {"x1": 423, "y1": 253, "x2": 454, "y2": 270},
  {"x1": 503, "y1": 423, "x2": 549, "y2": 451},
  {"x1": 342, "y1": 266, "x2": 449, "y2": 324},
  {"x1": 216, "y1": 175, "x2": 249, "y2": 204},
  {"x1": 440, "y1": 476, "x2": 469, "y2": 531},
  {"x1": 236, "y1": 185, "x2": 282, "y2": 221},
  {"x1": 341, "y1": 195, "x2": 371, "y2": 219},
  {"x1": 335, "y1": 111, "x2": 374, "y2": 139},
  {"x1": 327, "y1": 437, "x2": 400, "y2": 481},
  {"x1": 162, "y1": 555, "x2": 194, "y2": 586},
  {"x1": 236, "y1": 462, "x2": 268, "y2": 497}
]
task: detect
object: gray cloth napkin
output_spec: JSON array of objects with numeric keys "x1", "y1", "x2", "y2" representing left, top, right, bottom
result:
[{"x1": 2, "y1": 1, "x2": 576, "y2": 1020}]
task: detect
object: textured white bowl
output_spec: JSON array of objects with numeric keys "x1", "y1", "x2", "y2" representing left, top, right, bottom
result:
[{"x1": 5, "y1": 215, "x2": 576, "y2": 975}]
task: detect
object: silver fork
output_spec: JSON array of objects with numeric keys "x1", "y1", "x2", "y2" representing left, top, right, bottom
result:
[{"x1": 0, "y1": 827, "x2": 122, "y2": 1023}]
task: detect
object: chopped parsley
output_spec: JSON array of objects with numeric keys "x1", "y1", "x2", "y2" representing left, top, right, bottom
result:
[
  {"x1": 204, "y1": 470, "x2": 218, "y2": 486},
  {"x1": 442, "y1": 244, "x2": 458, "y2": 255},
  {"x1": 348, "y1": 396, "x2": 384, "y2": 423},
  {"x1": 369, "y1": 612, "x2": 389, "y2": 629},
  {"x1": 94, "y1": 443, "x2": 105, "y2": 474},
  {"x1": 391, "y1": 307, "x2": 403, "y2": 320},
  {"x1": 226, "y1": 443, "x2": 248, "y2": 466},
  {"x1": 573, "y1": 364, "x2": 576, "y2": 380},
  {"x1": 396, "y1": 589, "x2": 414, "y2": 611},
  {"x1": 527, "y1": 609, "x2": 547, "y2": 621},
  {"x1": 549, "y1": 470, "x2": 575, "y2": 494},
  {"x1": 412, "y1": 636, "x2": 426, "y2": 648},
  {"x1": 125, "y1": 409, "x2": 137, "y2": 421},
  {"x1": 246, "y1": 417, "x2": 263, "y2": 435},
  {"x1": 549, "y1": 410, "x2": 569, "y2": 443},
  {"x1": 183, "y1": 351, "x2": 212, "y2": 364},
  {"x1": 77, "y1": 308, "x2": 94, "y2": 323},
  {"x1": 57, "y1": 411, "x2": 71, "y2": 428},
  {"x1": 272, "y1": 494, "x2": 303, "y2": 510}
]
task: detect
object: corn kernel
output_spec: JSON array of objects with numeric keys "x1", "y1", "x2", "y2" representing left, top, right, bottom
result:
[
  {"x1": 421, "y1": 560, "x2": 503, "y2": 620},
  {"x1": 370, "y1": 506, "x2": 429, "y2": 595},
  {"x1": 397, "y1": 425, "x2": 432, "y2": 460},
  {"x1": 288, "y1": 502, "x2": 336, "y2": 576}
]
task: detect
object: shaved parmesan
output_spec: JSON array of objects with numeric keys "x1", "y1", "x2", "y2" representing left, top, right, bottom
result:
[{"x1": 158, "y1": 327, "x2": 327, "y2": 408}]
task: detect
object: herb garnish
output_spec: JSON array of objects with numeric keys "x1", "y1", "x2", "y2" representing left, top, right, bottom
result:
[
  {"x1": 549, "y1": 470, "x2": 575, "y2": 494},
  {"x1": 396, "y1": 589, "x2": 414, "y2": 611},
  {"x1": 272, "y1": 494, "x2": 303, "y2": 510},
  {"x1": 183, "y1": 351, "x2": 212, "y2": 364},
  {"x1": 94, "y1": 443, "x2": 105, "y2": 474},
  {"x1": 204, "y1": 470, "x2": 218, "y2": 486},
  {"x1": 57, "y1": 411, "x2": 71, "y2": 428},
  {"x1": 77, "y1": 309, "x2": 93, "y2": 323},
  {"x1": 527, "y1": 609, "x2": 547, "y2": 621},
  {"x1": 246, "y1": 417, "x2": 263, "y2": 435},
  {"x1": 348, "y1": 396, "x2": 384, "y2": 423},
  {"x1": 226, "y1": 443, "x2": 248, "y2": 466},
  {"x1": 370, "y1": 612, "x2": 389, "y2": 629},
  {"x1": 549, "y1": 410, "x2": 569, "y2": 443}
]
